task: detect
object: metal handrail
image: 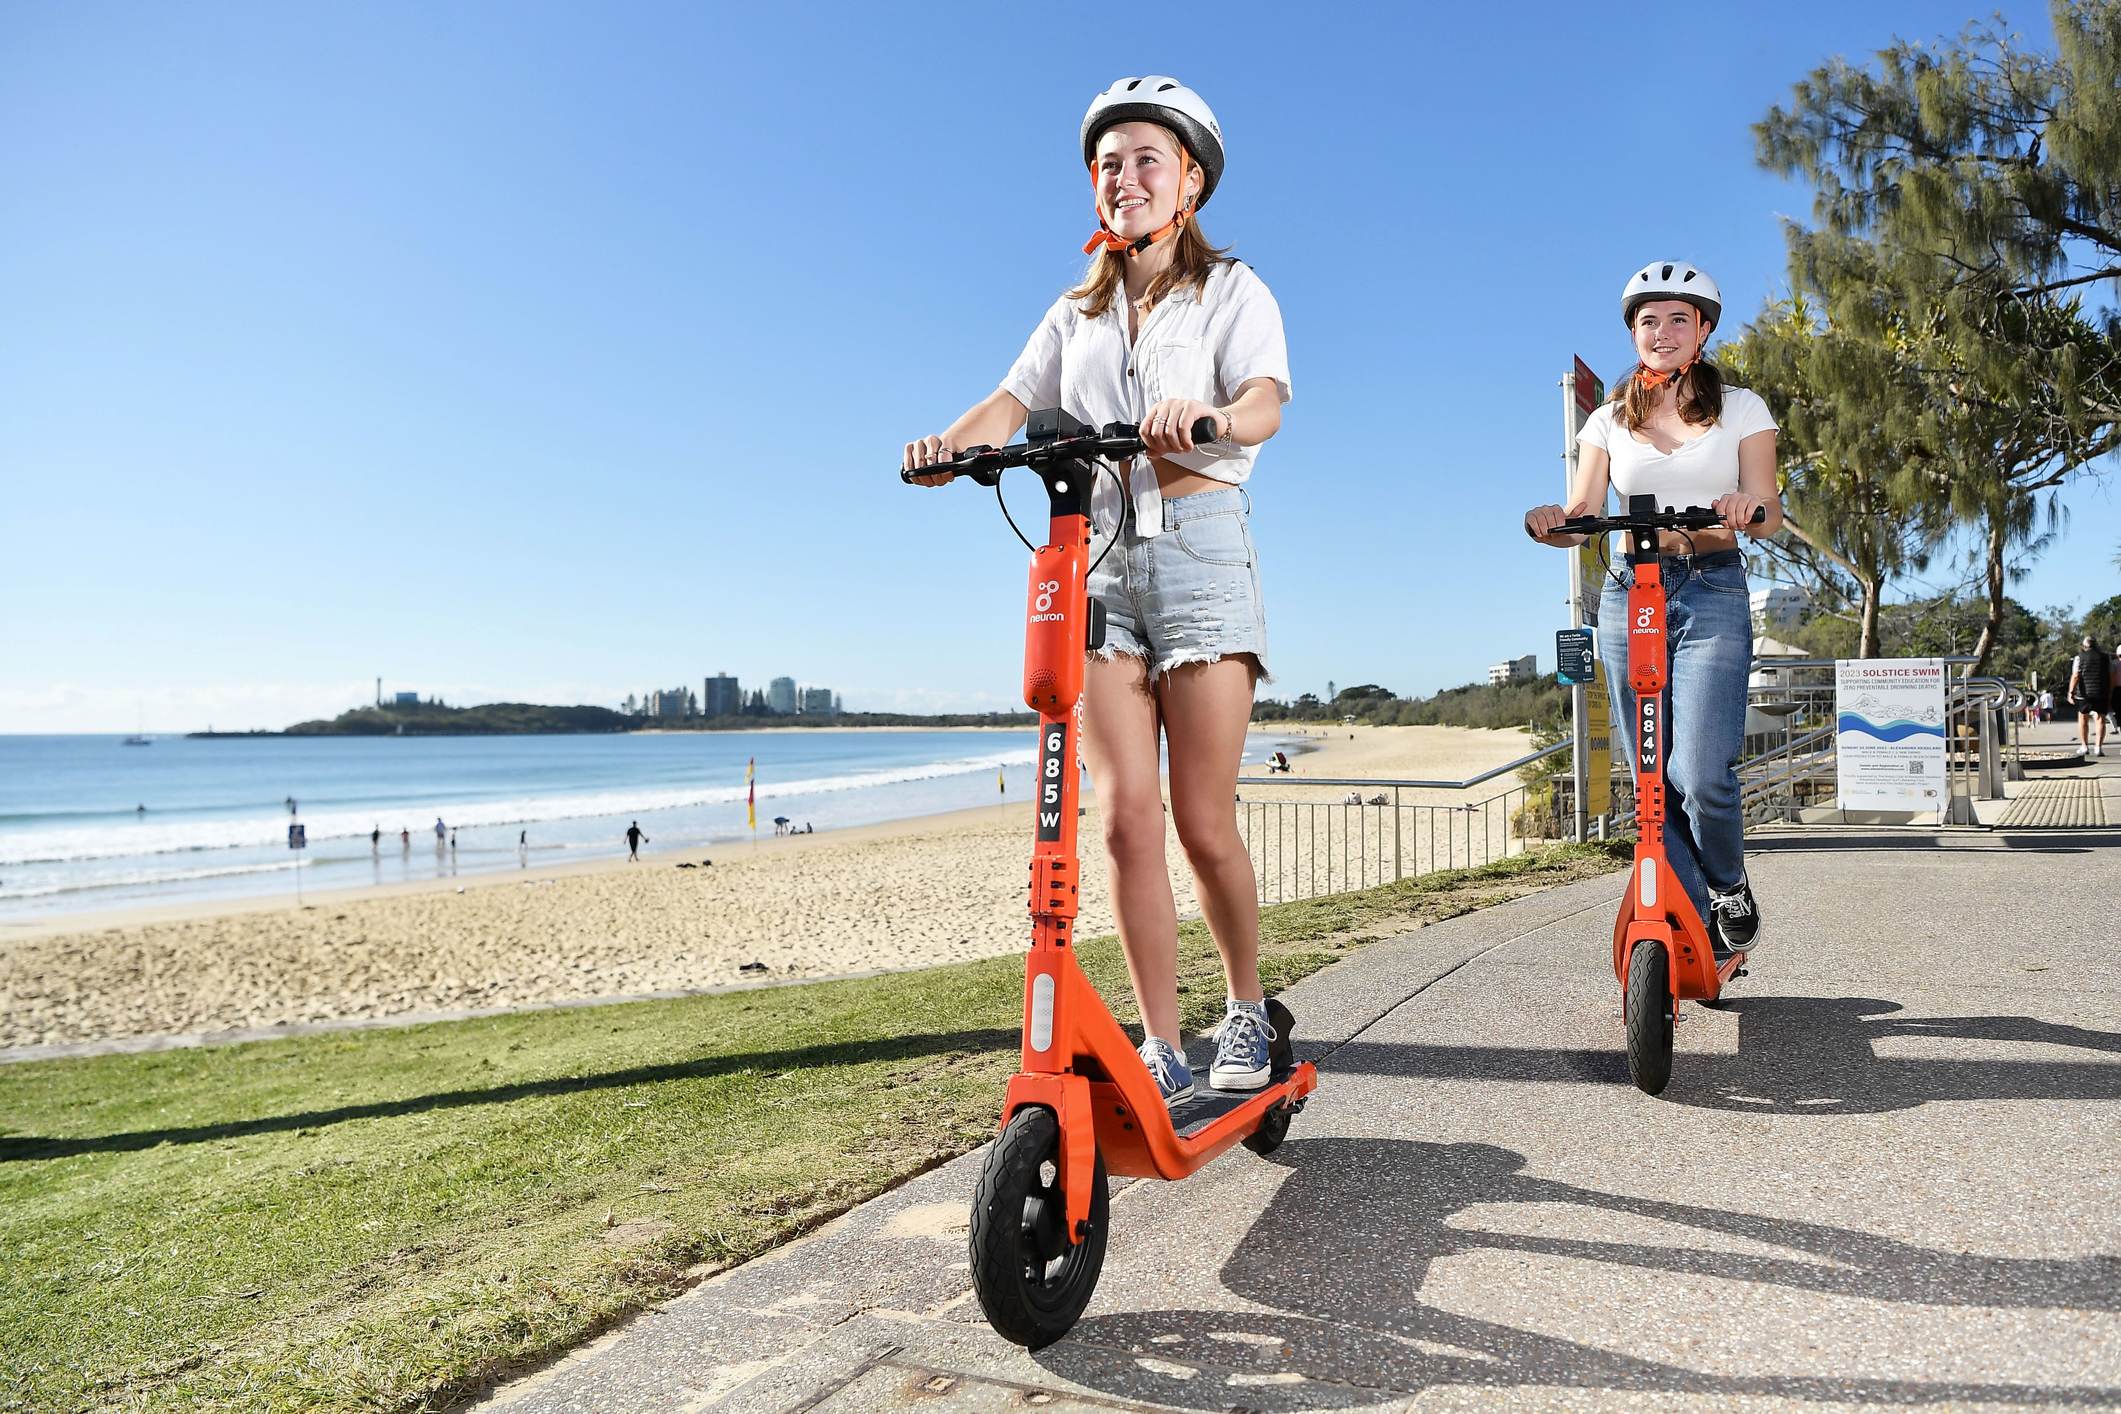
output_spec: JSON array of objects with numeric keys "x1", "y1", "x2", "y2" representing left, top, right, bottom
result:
[{"x1": 1237, "y1": 739, "x2": 1570, "y2": 791}]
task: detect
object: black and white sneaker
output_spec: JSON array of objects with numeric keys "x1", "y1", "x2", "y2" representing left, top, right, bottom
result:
[{"x1": 1708, "y1": 878, "x2": 1760, "y2": 954}]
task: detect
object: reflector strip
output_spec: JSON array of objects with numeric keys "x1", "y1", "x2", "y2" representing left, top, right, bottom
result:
[
  {"x1": 1030, "y1": 974, "x2": 1056, "y2": 1052},
  {"x1": 1638, "y1": 859, "x2": 1657, "y2": 909}
]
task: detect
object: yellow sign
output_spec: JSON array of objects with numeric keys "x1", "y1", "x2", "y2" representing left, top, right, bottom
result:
[{"x1": 1582, "y1": 663, "x2": 1612, "y2": 816}]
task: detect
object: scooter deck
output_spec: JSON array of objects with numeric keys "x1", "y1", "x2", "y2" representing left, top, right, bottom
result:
[{"x1": 1171, "y1": 1061, "x2": 1302, "y2": 1140}]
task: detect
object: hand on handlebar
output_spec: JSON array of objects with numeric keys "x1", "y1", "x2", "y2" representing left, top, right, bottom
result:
[
  {"x1": 903, "y1": 434, "x2": 959, "y2": 488},
  {"x1": 1523, "y1": 500, "x2": 1588, "y2": 544},
  {"x1": 1712, "y1": 491, "x2": 1768, "y2": 535},
  {"x1": 1141, "y1": 399, "x2": 1226, "y2": 457}
]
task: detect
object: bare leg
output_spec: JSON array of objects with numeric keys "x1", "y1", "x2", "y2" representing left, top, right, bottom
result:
[
  {"x1": 1082, "y1": 652, "x2": 1183, "y2": 1042},
  {"x1": 1158, "y1": 657, "x2": 1264, "y2": 1005}
]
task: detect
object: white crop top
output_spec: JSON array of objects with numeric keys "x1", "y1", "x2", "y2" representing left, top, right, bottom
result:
[{"x1": 1577, "y1": 385, "x2": 1777, "y2": 510}]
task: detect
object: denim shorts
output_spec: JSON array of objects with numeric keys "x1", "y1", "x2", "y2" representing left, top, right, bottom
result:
[{"x1": 1087, "y1": 486, "x2": 1269, "y2": 680}]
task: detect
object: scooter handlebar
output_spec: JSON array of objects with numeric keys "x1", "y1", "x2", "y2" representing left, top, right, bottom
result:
[
  {"x1": 901, "y1": 417, "x2": 1222, "y2": 485},
  {"x1": 1526, "y1": 505, "x2": 1768, "y2": 540}
]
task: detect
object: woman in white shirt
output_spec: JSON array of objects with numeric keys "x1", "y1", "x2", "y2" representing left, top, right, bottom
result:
[
  {"x1": 1524, "y1": 263, "x2": 1782, "y2": 954},
  {"x1": 904, "y1": 77, "x2": 1292, "y2": 1106}
]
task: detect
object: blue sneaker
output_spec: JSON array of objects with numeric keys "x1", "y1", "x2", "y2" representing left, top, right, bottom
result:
[
  {"x1": 1210, "y1": 999, "x2": 1275, "y2": 1091},
  {"x1": 1138, "y1": 1036, "x2": 1194, "y2": 1108}
]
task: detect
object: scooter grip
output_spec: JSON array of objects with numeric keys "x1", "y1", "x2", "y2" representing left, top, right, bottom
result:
[{"x1": 1190, "y1": 415, "x2": 1222, "y2": 444}]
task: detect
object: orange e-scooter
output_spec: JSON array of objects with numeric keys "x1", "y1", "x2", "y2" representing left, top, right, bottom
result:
[
  {"x1": 1539, "y1": 494, "x2": 1764, "y2": 1095},
  {"x1": 903, "y1": 407, "x2": 1320, "y2": 1348}
]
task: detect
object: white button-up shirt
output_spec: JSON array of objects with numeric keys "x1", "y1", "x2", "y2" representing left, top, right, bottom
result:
[{"x1": 1001, "y1": 261, "x2": 1292, "y2": 538}]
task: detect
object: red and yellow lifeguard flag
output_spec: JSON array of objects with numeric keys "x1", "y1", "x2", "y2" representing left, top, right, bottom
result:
[{"x1": 746, "y1": 757, "x2": 757, "y2": 831}]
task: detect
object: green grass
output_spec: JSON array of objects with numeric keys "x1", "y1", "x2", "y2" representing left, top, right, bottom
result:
[{"x1": 0, "y1": 842, "x2": 1625, "y2": 1412}]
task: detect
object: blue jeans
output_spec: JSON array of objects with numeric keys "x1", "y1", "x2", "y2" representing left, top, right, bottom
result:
[{"x1": 1597, "y1": 549, "x2": 1752, "y2": 920}]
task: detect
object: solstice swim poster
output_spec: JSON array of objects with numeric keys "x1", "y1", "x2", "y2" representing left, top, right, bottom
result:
[{"x1": 1835, "y1": 658, "x2": 1947, "y2": 814}]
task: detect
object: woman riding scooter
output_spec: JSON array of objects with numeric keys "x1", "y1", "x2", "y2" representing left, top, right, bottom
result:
[
  {"x1": 1524, "y1": 262, "x2": 1781, "y2": 955},
  {"x1": 905, "y1": 76, "x2": 1292, "y2": 1103}
]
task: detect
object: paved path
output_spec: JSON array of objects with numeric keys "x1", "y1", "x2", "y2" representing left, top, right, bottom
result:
[{"x1": 480, "y1": 824, "x2": 2121, "y2": 1412}]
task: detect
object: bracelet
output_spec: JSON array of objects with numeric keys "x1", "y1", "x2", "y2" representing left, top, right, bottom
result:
[{"x1": 1216, "y1": 409, "x2": 1235, "y2": 442}]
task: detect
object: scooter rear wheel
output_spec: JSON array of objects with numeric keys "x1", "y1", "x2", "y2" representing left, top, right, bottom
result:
[
  {"x1": 969, "y1": 1106, "x2": 1109, "y2": 1349},
  {"x1": 1242, "y1": 1100, "x2": 1294, "y2": 1155},
  {"x1": 1624, "y1": 939, "x2": 1675, "y2": 1095}
]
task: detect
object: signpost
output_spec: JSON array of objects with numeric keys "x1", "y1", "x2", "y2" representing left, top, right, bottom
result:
[{"x1": 1561, "y1": 357, "x2": 1613, "y2": 836}]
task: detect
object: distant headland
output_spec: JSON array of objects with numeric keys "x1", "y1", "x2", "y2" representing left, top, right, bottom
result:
[{"x1": 187, "y1": 702, "x2": 1039, "y2": 737}]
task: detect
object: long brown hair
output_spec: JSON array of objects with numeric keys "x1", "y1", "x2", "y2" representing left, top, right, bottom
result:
[{"x1": 1612, "y1": 358, "x2": 1726, "y2": 431}]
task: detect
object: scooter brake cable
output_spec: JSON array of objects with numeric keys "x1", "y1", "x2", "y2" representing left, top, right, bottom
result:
[{"x1": 991, "y1": 456, "x2": 1130, "y2": 576}]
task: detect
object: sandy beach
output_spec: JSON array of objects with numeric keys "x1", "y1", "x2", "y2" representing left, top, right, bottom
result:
[{"x1": 1, "y1": 725, "x2": 1534, "y2": 1056}]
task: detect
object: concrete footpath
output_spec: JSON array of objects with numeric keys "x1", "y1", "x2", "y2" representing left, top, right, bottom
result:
[{"x1": 479, "y1": 825, "x2": 2121, "y2": 1412}]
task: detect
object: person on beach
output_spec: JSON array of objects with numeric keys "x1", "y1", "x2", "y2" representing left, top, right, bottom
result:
[
  {"x1": 400, "y1": 828, "x2": 410, "y2": 850},
  {"x1": 1524, "y1": 262, "x2": 1781, "y2": 956},
  {"x1": 433, "y1": 816, "x2": 446, "y2": 842},
  {"x1": 2067, "y1": 636, "x2": 2111, "y2": 758},
  {"x1": 371, "y1": 826, "x2": 380, "y2": 851},
  {"x1": 905, "y1": 76, "x2": 1292, "y2": 1105},
  {"x1": 626, "y1": 821, "x2": 647, "y2": 861}
]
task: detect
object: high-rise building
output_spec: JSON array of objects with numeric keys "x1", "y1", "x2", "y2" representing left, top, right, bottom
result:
[
  {"x1": 649, "y1": 686, "x2": 692, "y2": 719},
  {"x1": 768, "y1": 676, "x2": 798, "y2": 715},
  {"x1": 799, "y1": 686, "x2": 835, "y2": 715},
  {"x1": 703, "y1": 674, "x2": 741, "y2": 718}
]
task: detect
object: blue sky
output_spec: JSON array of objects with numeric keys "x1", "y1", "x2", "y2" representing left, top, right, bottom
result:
[{"x1": 4, "y1": 1, "x2": 2110, "y2": 732}]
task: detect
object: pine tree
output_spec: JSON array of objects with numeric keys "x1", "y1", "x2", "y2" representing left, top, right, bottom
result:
[
  {"x1": 1723, "y1": 297, "x2": 1947, "y2": 657},
  {"x1": 1754, "y1": 3, "x2": 2121, "y2": 671}
]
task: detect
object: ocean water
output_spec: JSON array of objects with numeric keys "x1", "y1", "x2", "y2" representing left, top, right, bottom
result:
[{"x1": 0, "y1": 730, "x2": 1287, "y2": 922}]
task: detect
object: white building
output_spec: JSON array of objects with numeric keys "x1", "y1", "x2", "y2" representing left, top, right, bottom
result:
[
  {"x1": 1487, "y1": 655, "x2": 1537, "y2": 686},
  {"x1": 799, "y1": 686, "x2": 836, "y2": 715},
  {"x1": 1751, "y1": 582, "x2": 1810, "y2": 635},
  {"x1": 767, "y1": 676, "x2": 798, "y2": 715}
]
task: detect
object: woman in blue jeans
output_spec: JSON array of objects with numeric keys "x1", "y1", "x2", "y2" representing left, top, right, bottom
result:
[{"x1": 1524, "y1": 262, "x2": 1782, "y2": 953}]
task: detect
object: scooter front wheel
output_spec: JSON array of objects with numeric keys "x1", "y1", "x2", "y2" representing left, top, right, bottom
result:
[
  {"x1": 1624, "y1": 939, "x2": 1675, "y2": 1095},
  {"x1": 969, "y1": 1106, "x2": 1109, "y2": 1349}
]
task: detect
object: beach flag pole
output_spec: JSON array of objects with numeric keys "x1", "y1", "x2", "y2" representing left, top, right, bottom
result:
[{"x1": 747, "y1": 756, "x2": 757, "y2": 845}]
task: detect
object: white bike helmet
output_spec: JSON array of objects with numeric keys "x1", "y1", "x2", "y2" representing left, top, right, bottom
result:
[
  {"x1": 1080, "y1": 76, "x2": 1225, "y2": 209},
  {"x1": 1622, "y1": 261, "x2": 1722, "y2": 330}
]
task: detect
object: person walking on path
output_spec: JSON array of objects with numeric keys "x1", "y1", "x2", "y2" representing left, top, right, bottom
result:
[
  {"x1": 2038, "y1": 687, "x2": 2054, "y2": 724},
  {"x1": 2067, "y1": 635, "x2": 2111, "y2": 758},
  {"x1": 1524, "y1": 261, "x2": 1782, "y2": 957},
  {"x1": 626, "y1": 821, "x2": 648, "y2": 861},
  {"x1": 905, "y1": 75, "x2": 1292, "y2": 1106}
]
